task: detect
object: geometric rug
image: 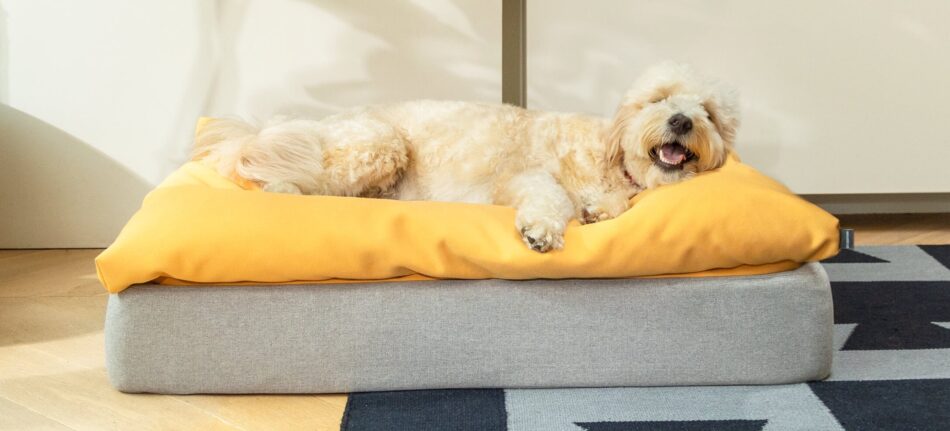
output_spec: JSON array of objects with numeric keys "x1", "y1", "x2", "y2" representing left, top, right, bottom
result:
[{"x1": 341, "y1": 245, "x2": 950, "y2": 431}]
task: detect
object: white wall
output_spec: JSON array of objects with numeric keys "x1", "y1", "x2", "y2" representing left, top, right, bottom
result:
[
  {"x1": 0, "y1": 0, "x2": 501, "y2": 247},
  {"x1": 210, "y1": 0, "x2": 502, "y2": 121},
  {"x1": 527, "y1": 0, "x2": 950, "y2": 194}
]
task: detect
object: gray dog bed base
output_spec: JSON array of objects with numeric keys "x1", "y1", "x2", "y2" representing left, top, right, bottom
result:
[{"x1": 105, "y1": 263, "x2": 833, "y2": 394}]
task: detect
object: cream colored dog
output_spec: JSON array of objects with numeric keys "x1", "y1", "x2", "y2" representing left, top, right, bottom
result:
[{"x1": 195, "y1": 62, "x2": 739, "y2": 252}]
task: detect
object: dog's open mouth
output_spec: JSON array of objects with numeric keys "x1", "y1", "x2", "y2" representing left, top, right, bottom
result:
[{"x1": 650, "y1": 143, "x2": 696, "y2": 171}]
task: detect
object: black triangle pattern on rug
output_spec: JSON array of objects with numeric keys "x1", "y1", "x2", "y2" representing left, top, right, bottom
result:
[
  {"x1": 341, "y1": 389, "x2": 507, "y2": 431},
  {"x1": 843, "y1": 320, "x2": 950, "y2": 350},
  {"x1": 809, "y1": 379, "x2": 950, "y2": 431},
  {"x1": 575, "y1": 420, "x2": 767, "y2": 431},
  {"x1": 832, "y1": 281, "x2": 950, "y2": 350},
  {"x1": 920, "y1": 245, "x2": 950, "y2": 270},
  {"x1": 822, "y1": 248, "x2": 889, "y2": 264}
]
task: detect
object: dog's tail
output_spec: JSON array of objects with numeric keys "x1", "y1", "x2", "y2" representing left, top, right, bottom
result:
[
  {"x1": 192, "y1": 117, "x2": 262, "y2": 180},
  {"x1": 192, "y1": 117, "x2": 328, "y2": 192}
]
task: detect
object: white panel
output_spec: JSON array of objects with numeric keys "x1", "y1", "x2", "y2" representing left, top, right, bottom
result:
[
  {"x1": 211, "y1": 0, "x2": 502, "y2": 120},
  {"x1": 527, "y1": 0, "x2": 950, "y2": 194}
]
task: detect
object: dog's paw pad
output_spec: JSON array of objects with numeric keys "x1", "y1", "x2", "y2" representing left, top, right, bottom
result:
[
  {"x1": 581, "y1": 206, "x2": 610, "y2": 225},
  {"x1": 519, "y1": 225, "x2": 564, "y2": 253}
]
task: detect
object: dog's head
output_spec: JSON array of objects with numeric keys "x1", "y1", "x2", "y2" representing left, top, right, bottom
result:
[{"x1": 607, "y1": 62, "x2": 739, "y2": 189}]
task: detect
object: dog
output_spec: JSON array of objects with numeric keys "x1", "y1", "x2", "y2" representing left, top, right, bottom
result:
[{"x1": 194, "y1": 62, "x2": 739, "y2": 252}]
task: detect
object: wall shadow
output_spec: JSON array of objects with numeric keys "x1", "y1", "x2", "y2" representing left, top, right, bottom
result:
[
  {"x1": 279, "y1": 0, "x2": 501, "y2": 117},
  {"x1": 164, "y1": 0, "x2": 251, "y2": 176},
  {"x1": 0, "y1": 104, "x2": 151, "y2": 248}
]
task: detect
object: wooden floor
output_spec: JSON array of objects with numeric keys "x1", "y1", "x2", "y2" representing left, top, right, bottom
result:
[{"x1": 1, "y1": 214, "x2": 947, "y2": 431}]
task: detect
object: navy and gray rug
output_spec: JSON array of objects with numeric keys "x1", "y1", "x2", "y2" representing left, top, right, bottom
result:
[{"x1": 341, "y1": 245, "x2": 950, "y2": 431}]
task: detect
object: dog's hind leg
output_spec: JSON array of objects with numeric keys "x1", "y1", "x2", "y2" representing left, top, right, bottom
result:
[
  {"x1": 497, "y1": 170, "x2": 574, "y2": 252},
  {"x1": 211, "y1": 115, "x2": 408, "y2": 197},
  {"x1": 319, "y1": 114, "x2": 410, "y2": 198}
]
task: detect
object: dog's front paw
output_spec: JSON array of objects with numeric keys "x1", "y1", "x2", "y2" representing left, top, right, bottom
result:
[
  {"x1": 581, "y1": 206, "x2": 611, "y2": 224},
  {"x1": 518, "y1": 222, "x2": 564, "y2": 253}
]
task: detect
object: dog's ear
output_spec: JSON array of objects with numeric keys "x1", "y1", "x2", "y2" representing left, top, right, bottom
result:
[
  {"x1": 605, "y1": 102, "x2": 642, "y2": 165},
  {"x1": 704, "y1": 84, "x2": 741, "y2": 150}
]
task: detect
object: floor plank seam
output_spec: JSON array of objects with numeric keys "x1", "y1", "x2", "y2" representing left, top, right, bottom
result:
[
  {"x1": 172, "y1": 397, "x2": 250, "y2": 431},
  {"x1": 0, "y1": 394, "x2": 80, "y2": 431}
]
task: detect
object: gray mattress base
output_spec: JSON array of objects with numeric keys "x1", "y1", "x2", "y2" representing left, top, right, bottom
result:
[{"x1": 105, "y1": 263, "x2": 833, "y2": 394}]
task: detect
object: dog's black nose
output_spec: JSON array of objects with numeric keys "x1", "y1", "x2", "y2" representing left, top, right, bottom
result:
[{"x1": 668, "y1": 113, "x2": 692, "y2": 135}]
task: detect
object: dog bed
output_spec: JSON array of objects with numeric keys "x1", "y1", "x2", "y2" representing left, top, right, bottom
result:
[
  {"x1": 97, "y1": 126, "x2": 840, "y2": 393},
  {"x1": 106, "y1": 263, "x2": 832, "y2": 394}
]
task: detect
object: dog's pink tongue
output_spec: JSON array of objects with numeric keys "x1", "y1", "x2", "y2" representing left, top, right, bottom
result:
[{"x1": 660, "y1": 144, "x2": 686, "y2": 164}]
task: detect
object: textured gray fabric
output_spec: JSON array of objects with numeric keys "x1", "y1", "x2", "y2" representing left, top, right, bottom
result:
[{"x1": 105, "y1": 263, "x2": 832, "y2": 394}]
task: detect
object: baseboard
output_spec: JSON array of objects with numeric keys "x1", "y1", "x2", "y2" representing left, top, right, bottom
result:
[{"x1": 801, "y1": 193, "x2": 950, "y2": 215}]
